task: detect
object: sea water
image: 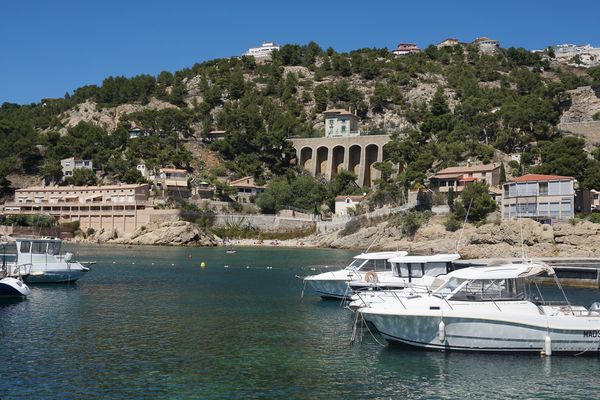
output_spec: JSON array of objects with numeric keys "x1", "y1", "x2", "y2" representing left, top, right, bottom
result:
[{"x1": 1, "y1": 245, "x2": 599, "y2": 399}]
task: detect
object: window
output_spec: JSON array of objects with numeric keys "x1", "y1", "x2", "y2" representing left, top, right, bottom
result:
[
  {"x1": 539, "y1": 182, "x2": 548, "y2": 196},
  {"x1": 482, "y1": 172, "x2": 487, "y2": 177},
  {"x1": 550, "y1": 202, "x2": 560, "y2": 216},
  {"x1": 32, "y1": 242, "x2": 46, "y2": 254},
  {"x1": 560, "y1": 181, "x2": 572, "y2": 195},
  {"x1": 549, "y1": 182, "x2": 560, "y2": 195},
  {"x1": 20, "y1": 241, "x2": 31, "y2": 253}
]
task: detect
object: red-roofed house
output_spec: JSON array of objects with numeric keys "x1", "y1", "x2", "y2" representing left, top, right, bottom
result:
[
  {"x1": 502, "y1": 174, "x2": 576, "y2": 221},
  {"x1": 156, "y1": 168, "x2": 190, "y2": 198},
  {"x1": 392, "y1": 43, "x2": 421, "y2": 56},
  {"x1": 335, "y1": 195, "x2": 366, "y2": 216}
]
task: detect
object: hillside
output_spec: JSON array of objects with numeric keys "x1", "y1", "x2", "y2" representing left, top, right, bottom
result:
[{"x1": 2, "y1": 41, "x2": 600, "y2": 203}]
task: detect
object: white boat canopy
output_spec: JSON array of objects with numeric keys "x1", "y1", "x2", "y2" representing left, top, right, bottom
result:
[
  {"x1": 354, "y1": 251, "x2": 408, "y2": 260},
  {"x1": 387, "y1": 254, "x2": 460, "y2": 264},
  {"x1": 446, "y1": 262, "x2": 555, "y2": 281}
]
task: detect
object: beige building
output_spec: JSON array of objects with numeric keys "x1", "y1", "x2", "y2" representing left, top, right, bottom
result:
[
  {"x1": 156, "y1": 168, "x2": 189, "y2": 198},
  {"x1": 437, "y1": 38, "x2": 462, "y2": 48},
  {"x1": 229, "y1": 176, "x2": 266, "y2": 203},
  {"x1": 429, "y1": 163, "x2": 501, "y2": 193},
  {"x1": 2, "y1": 184, "x2": 174, "y2": 235},
  {"x1": 501, "y1": 174, "x2": 576, "y2": 221},
  {"x1": 290, "y1": 110, "x2": 391, "y2": 187}
]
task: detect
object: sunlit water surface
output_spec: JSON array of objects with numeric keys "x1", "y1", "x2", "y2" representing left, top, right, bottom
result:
[{"x1": 1, "y1": 245, "x2": 599, "y2": 399}]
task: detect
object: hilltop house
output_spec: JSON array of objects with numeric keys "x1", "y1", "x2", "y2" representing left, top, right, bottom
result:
[
  {"x1": 243, "y1": 42, "x2": 280, "y2": 59},
  {"x1": 392, "y1": 43, "x2": 421, "y2": 56},
  {"x1": 437, "y1": 38, "x2": 463, "y2": 48},
  {"x1": 205, "y1": 130, "x2": 226, "y2": 142},
  {"x1": 472, "y1": 37, "x2": 500, "y2": 53},
  {"x1": 60, "y1": 157, "x2": 93, "y2": 181},
  {"x1": 501, "y1": 174, "x2": 576, "y2": 222}
]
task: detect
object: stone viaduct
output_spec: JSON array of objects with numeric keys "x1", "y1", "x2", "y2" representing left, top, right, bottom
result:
[{"x1": 290, "y1": 134, "x2": 391, "y2": 187}]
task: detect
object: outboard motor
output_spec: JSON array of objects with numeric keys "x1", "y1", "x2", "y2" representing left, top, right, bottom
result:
[{"x1": 589, "y1": 302, "x2": 600, "y2": 315}]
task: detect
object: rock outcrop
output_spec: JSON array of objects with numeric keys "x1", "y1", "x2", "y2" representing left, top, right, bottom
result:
[{"x1": 307, "y1": 215, "x2": 600, "y2": 258}]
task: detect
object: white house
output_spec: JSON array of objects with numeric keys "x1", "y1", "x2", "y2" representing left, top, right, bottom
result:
[
  {"x1": 335, "y1": 195, "x2": 365, "y2": 216},
  {"x1": 243, "y1": 42, "x2": 280, "y2": 59},
  {"x1": 323, "y1": 109, "x2": 360, "y2": 137}
]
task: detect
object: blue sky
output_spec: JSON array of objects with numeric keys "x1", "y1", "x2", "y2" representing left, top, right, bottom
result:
[{"x1": 1, "y1": 0, "x2": 599, "y2": 105}]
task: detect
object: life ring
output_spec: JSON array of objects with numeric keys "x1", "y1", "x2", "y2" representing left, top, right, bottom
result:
[{"x1": 364, "y1": 271, "x2": 379, "y2": 283}]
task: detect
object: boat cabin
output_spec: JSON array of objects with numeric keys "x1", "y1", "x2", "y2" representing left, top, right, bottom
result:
[
  {"x1": 432, "y1": 263, "x2": 554, "y2": 302},
  {"x1": 347, "y1": 251, "x2": 408, "y2": 272},
  {"x1": 388, "y1": 254, "x2": 460, "y2": 282},
  {"x1": 16, "y1": 237, "x2": 65, "y2": 264}
]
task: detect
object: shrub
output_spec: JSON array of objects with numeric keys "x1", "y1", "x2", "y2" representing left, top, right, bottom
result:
[
  {"x1": 390, "y1": 210, "x2": 432, "y2": 239},
  {"x1": 444, "y1": 215, "x2": 462, "y2": 232}
]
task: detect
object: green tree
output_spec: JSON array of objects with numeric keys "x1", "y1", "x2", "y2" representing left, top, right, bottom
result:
[
  {"x1": 453, "y1": 181, "x2": 496, "y2": 222},
  {"x1": 499, "y1": 162, "x2": 507, "y2": 184},
  {"x1": 65, "y1": 168, "x2": 97, "y2": 186}
]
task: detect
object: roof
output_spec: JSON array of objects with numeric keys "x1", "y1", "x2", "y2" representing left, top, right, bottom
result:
[
  {"x1": 323, "y1": 109, "x2": 357, "y2": 117},
  {"x1": 508, "y1": 174, "x2": 574, "y2": 183},
  {"x1": 473, "y1": 37, "x2": 499, "y2": 43},
  {"x1": 354, "y1": 251, "x2": 408, "y2": 260},
  {"x1": 159, "y1": 168, "x2": 188, "y2": 174},
  {"x1": 433, "y1": 163, "x2": 499, "y2": 177},
  {"x1": 229, "y1": 176, "x2": 265, "y2": 188},
  {"x1": 446, "y1": 262, "x2": 554, "y2": 280},
  {"x1": 388, "y1": 254, "x2": 461, "y2": 263},
  {"x1": 207, "y1": 130, "x2": 226, "y2": 135},
  {"x1": 335, "y1": 195, "x2": 365, "y2": 202},
  {"x1": 15, "y1": 184, "x2": 148, "y2": 192},
  {"x1": 459, "y1": 177, "x2": 478, "y2": 182}
]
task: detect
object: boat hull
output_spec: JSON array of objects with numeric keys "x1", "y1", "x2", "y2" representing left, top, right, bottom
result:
[
  {"x1": 362, "y1": 312, "x2": 600, "y2": 353},
  {"x1": 306, "y1": 278, "x2": 352, "y2": 299},
  {"x1": 0, "y1": 278, "x2": 31, "y2": 298},
  {"x1": 24, "y1": 269, "x2": 88, "y2": 284}
]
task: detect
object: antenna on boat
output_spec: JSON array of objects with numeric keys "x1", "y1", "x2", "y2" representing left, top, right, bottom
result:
[{"x1": 455, "y1": 197, "x2": 473, "y2": 253}]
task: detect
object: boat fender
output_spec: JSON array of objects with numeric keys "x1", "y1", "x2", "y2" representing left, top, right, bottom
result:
[
  {"x1": 64, "y1": 252, "x2": 73, "y2": 262},
  {"x1": 544, "y1": 335, "x2": 552, "y2": 356},
  {"x1": 364, "y1": 271, "x2": 378, "y2": 283},
  {"x1": 438, "y1": 320, "x2": 446, "y2": 342}
]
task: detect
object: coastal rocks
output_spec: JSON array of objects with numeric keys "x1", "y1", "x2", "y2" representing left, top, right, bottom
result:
[{"x1": 112, "y1": 221, "x2": 219, "y2": 247}]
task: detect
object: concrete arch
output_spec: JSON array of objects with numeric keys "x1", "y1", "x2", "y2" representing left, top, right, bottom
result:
[
  {"x1": 299, "y1": 147, "x2": 313, "y2": 172},
  {"x1": 363, "y1": 144, "x2": 379, "y2": 187},
  {"x1": 315, "y1": 146, "x2": 329, "y2": 176},
  {"x1": 348, "y1": 145, "x2": 361, "y2": 177},
  {"x1": 330, "y1": 146, "x2": 345, "y2": 179}
]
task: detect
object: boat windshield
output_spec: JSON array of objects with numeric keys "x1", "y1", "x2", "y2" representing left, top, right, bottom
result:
[
  {"x1": 347, "y1": 259, "x2": 391, "y2": 271},
  {"x1": 434, "y1": 277, "x2": 524, "y2": 301},
  {"x1": 393, "y1": 262, "x2": 448, "y2": 279}
]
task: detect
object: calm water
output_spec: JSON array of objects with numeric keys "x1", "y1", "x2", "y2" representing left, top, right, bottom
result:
[{"x1": 1, "y1": 245, "x2": 600, "y2": 399}]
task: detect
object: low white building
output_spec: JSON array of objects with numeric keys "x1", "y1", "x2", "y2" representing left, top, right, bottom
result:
[
  {"x1": 335, "y1": 195, "x2": 365, "y2": 216},
  {"x1": 229, "y1": 176, "x2": 266, "y2": 203},
  {"x1": 243, "y1": 42, "x2": 280, "y2": 59},
  {"x1": 472, "y1": 37, "x2": 500, "y2": 53},
  {"x1": 392, "y1": 43, "x2": 421, "y2": 56}
]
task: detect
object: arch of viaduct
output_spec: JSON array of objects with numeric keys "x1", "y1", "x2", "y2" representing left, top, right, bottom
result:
[{"x1": 290, "y1": 135, "x2": 391, "y2": 187}]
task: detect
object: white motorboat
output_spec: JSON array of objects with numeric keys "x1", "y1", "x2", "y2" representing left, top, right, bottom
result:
[
  {"x1": 303, "y1": 251, "x2": 407, "y2": 299},
  {"x1": 348, "y1": 254, "x2": 461, "y2": 293},
  {"x1": 359, "y1": 262, "x2": 600, "y2": 355},
  {"x1": 0, "y1": 277, "x2": 32, "y2": 298},
  {"x1": 347, "y1": 254, "x2": 460, "y2": 311},
  {"x1": 7, "y1": 237, "x2": 94, "y2": 283}
]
